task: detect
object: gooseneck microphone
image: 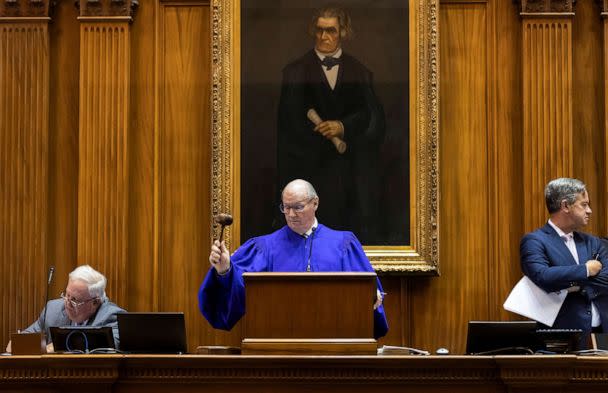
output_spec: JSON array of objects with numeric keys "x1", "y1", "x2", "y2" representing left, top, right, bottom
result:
[
  {"x1": 306, "y1": 227, "x2": 317, "y2": 272},
  {"x1": 40, "y1": 266, "x2": 55, "y2": 340}
]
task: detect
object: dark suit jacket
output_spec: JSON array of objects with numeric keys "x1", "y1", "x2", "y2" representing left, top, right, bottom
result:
[
  {"x1": 520, "y1": 223, "x2": 608, "y2": 342},
  {"x1": 22, "y1": 298, "x2": 126, "y2": 347},
  {"x1": 277, "y1": 50, "x2": 385, "y2": 240}
]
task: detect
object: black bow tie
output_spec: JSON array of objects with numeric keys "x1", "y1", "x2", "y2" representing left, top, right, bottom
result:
[{"x1": 321, "y1": 56, "x2": 341, "y2": 70}]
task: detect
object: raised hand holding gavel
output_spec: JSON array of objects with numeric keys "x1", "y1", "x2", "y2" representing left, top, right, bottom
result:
[
  {"x1": 209, "y1": 213, "x2": 233, "y2": 274},
  {"x1": 215, "y1": 213, "x2": 233, "y2": 242}
]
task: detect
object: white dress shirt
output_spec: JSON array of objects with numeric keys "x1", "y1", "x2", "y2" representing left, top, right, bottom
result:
[{"x1": 315, "y1": 48, "x2": 342, "y2": 90}]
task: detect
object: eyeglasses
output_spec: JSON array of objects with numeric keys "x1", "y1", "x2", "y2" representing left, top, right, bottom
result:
[
  {"x1": 279, "y1": 198, "x2": 314, "y2": 214},
  {"x1": 60, "y1": 292, "x2": 97, "y2": 309}
]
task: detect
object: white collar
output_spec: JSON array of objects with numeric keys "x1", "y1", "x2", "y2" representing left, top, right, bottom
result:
[
  {"x1": 302, "y1": 218, "x2": 319, "y2": 238},
  {"x1": 315, "y1": 48, "x2": 342, "y2": 61},
  {"x1": 548, "y1": 219, "x2": 572, "y2": 239}
]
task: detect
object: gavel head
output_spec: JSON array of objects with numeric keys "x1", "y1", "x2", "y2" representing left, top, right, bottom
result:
[{"x1": 214, "y1": 213, "x2": 233, "y2": 227}]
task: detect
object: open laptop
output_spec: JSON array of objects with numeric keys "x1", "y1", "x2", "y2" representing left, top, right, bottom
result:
[
  {"x1": 118, "y1": 312, "x2": 187, "y2": 354},
  {"x1": 466, "y1": 321, "x2": 543, "y2": 355},
  {"x1": 50, "y1": 326, "x2": 115, "y2": 353}
]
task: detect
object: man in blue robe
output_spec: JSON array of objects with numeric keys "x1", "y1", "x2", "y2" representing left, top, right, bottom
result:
[{"x1": 198, "y1": 179, "x2": 388, "y2": 339}]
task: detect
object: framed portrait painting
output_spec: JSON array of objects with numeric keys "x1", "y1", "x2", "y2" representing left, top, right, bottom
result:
[{"x1": 211, "y1": 0, "x2": 439, "y2": 273}]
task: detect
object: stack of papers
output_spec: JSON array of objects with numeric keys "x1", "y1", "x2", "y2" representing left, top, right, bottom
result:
[
  {"x1": 503, "y1": 276, "x2": 567, "y2": 326},
  {"x1": 377, "y1": 345, "x2": 430, "y2": 355}
]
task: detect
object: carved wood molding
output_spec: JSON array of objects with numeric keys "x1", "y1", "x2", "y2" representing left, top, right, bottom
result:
[
  {"x1": 1, "y1": 355, "x2": 608, "y2": 389},
  {"x1": 76, "y1": 0, "x2": 138, "y2": 19},
  {"x1": 0, "y1": 357, "x2": 119, "y2": 381},
  {"x1": 0, "y1": 0, "x2": 52, "y2": 18},
  {"x1": 519, "y1": 0, "x2": 575, "y2": 15},
  {"x1": 120, "y1": 356, "x2": 499, "y2": 382},
  {"x1": 495, "y1": 356, "x2": 575, "y2": 387}
]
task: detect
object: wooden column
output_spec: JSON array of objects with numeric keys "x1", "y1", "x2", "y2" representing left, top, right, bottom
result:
[
  {"x1": 0, "y1": 0, "x2": 51, "y2": 342},
  {"x1": 520, "y1": 0, "x2": 575, "y2": 231},
  {"x1": 77, "y1": 0, "x2": 136, "y2": 304}
]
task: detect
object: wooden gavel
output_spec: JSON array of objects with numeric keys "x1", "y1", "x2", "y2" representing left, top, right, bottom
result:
[{"x1": 214, "y1": 213, "x2": 233, "y2": 242}]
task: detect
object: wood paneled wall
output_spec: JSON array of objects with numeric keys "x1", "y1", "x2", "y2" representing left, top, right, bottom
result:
[
  {"x1": 0, "y1": 19, "x2": 49, "y2": 339},
  {"x1": 2, "y1": 0, "x2": 608, "y2": 354},
  {"x1": 78, "y1": 20, "x2": 131, "y2": 302}
]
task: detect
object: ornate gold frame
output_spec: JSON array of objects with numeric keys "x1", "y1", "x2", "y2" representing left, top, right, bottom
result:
[{"x1": 210, "y1": 0, "x2": 439, "y2": 274}]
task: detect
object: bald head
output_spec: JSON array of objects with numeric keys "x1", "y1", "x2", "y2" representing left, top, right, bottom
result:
[
  {"x1": 282, "y1": 179, "x2": 318, "y2": 200},
  {"x1": 281, "y1": 179, "x2": 319, "y2": 234}
]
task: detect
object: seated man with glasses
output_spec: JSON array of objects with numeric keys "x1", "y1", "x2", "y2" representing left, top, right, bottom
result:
[
  {"x1": 198, "y1": 179, "x2": 388, "y2": 339},
  {"x1": 5, "y1": 265, "x2": 125, "y2": 353}
]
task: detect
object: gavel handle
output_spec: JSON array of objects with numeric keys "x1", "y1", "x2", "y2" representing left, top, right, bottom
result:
[{"x1": 219, "y1": 225, "x2": 226, "y2": 242}]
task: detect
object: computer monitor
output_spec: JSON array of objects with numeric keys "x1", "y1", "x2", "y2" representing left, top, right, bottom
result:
[
  {"x1": 50, "y1": 326, "x2": 115, "y2": 353},
  {"x1": 117, "y1": 312, "x2": 187, "y2": 354},
  {"x1": 466, "y1": 321, "x2": 543, "y2": 355}
]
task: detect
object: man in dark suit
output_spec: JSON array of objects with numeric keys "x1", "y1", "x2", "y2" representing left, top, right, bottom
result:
[
  {"x1": 5, "y1": 265, "x2": 125, "y2": 353},
  {"x1": 520, "y1": 178, "x2": 608, "y2": 348},
  {"x1": 277, "y1": 5, "x2": 385, "y2": 243}
]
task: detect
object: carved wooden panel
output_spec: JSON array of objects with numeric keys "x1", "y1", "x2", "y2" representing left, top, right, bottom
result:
[
  {"x1": 522, "y1": 18, "x2": 573, "y2": 231},
  {"x1": 0, "y1": 21, "x2": 49, "y2": 344},
  {"x1": 0, "y1": 0, "x2": 51, "y2": 18},
  {"x1": 520, "y1": 0, "x2": 574, "y2": 14},
  {"x1": 77, "y1": 21, "x2": 130, "y2": 304},
  {"x1": 77, "y1": 0, "x2": 137, "y2": 18}
]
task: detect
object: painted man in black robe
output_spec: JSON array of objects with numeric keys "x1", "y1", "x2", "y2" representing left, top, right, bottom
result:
[{"x1": 277, "y1": 5, "x2": 385, "y2": 243}]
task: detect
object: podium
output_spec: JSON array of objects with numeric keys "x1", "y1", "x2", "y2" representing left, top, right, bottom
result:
[{"x1": 241, "y1": 272, "x2": 378, "y2": 355}]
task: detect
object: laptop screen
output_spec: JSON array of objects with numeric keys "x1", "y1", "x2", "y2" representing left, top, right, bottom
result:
[
  {"x1": 50, "y1": 326, "x2": 115, "y2": 353},
  {"x1": 117, "y1": 312, "x2": 187, "y2": 354},
  {"x1": 466, "y1": 321, "x2": 542, "y2": 355}
]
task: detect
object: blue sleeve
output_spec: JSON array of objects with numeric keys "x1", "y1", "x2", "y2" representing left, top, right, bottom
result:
[
  {"x1": 343, "y1": 232, "x2": 389, "y2": 339},
  {"x1": 197, "y1": 238, "x2": 269, "y2": 331},
  {"x1": 520, "y1": 233, "x2": 588, "y2": 292}
]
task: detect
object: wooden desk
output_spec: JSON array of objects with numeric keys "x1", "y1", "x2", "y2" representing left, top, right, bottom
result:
[{"x1": 1, "y1": 354, "x2": 608, "y2": 393}]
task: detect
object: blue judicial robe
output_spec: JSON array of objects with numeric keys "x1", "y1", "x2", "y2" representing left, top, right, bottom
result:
[{"x1": 198, "y1": 224, "x2": 389, "y2": 339}]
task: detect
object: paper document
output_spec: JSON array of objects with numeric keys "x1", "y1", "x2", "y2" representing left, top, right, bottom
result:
[
  {"x1": 377, "y1": 345, "x2": 430, "y2": 356},
  {"x1": 503, "y1": 276, "x2": 567, "y2": 327}
]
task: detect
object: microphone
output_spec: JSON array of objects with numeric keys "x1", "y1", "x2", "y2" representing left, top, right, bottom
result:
[
  {"x1": 307, "y1": 109, "x2": 347, "y2": 154},
  {"x1": 41, "y1": 266, "x2": 55, "y2": 341},
  {"x1": 47, "y1": 266, "x2": 55, "y2": 285},
  {"x1": 306, "y1": 226, "x2": 317, "y2": 272}
]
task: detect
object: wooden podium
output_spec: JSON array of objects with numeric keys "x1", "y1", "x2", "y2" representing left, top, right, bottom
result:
[{"x1": 241, "y1": 272, "x2": 378, "y2": 355}]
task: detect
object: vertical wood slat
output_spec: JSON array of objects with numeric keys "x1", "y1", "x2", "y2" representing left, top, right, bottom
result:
[
  {"x1": 157, "y1": 2, "x2": 213, "y2": 350},
  {"x1": 0, "y1": 21, "x2": 49, "y2": 342},
  {"x1": 522, "y1": 18, "x2": 573, "y2": 231},
  {"x1": 78, "y1": 22, "x2": 129, "y2": 304}
]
